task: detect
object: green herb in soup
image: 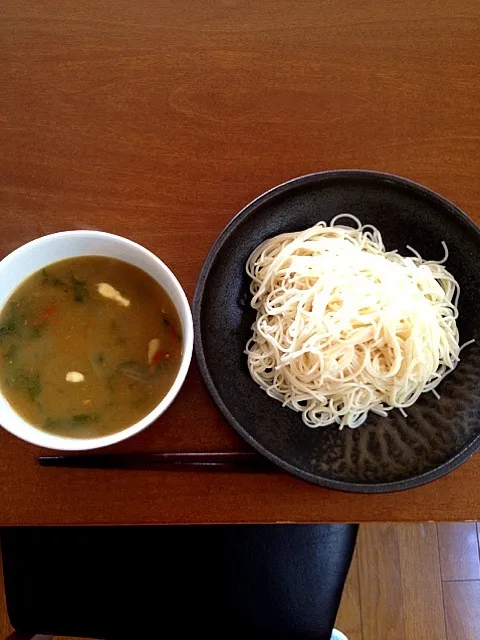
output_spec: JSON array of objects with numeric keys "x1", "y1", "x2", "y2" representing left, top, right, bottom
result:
[{"x1": 0, "y1": 256, "x2": 183, "y2": 438}]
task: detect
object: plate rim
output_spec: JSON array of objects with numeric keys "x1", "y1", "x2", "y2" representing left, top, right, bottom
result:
[{"x1": 193, "y1": 169, "x2": 480, "y2": 493}]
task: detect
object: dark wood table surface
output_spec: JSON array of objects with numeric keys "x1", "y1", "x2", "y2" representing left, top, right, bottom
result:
[{"x1": 1, "y1": 0, "x2": 480, "y2": 525}]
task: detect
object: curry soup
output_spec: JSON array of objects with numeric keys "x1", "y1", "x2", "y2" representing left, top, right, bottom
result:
[{"x1": 0, "y1": 257, "x2": 182, "y2": 437}]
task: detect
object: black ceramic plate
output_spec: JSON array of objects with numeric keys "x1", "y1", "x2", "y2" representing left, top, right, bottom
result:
[{"x1": 193, "y1": 171, "x2": 480, "y2": 492}]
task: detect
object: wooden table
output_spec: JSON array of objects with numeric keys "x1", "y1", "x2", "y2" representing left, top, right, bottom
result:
[{"x1": 1, "y1": 0, "x2": 480, "y2": 525}]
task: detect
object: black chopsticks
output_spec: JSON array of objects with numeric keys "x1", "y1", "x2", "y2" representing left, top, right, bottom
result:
[{"x1": 38, "y1": 451, "x2": 276, "y2": 473}]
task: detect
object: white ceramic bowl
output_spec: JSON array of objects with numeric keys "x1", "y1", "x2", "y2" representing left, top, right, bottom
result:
[{"x1": 0, "y1": 230, "x2": 194, "y2": 451}]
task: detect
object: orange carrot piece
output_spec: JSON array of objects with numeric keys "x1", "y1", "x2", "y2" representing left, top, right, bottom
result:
[
  {"x1": 152, "y1": 350, "x2": 170, "y2": 363},
  {"x1": 29, "y1": 304, "x2": 57, "y2": 327}
]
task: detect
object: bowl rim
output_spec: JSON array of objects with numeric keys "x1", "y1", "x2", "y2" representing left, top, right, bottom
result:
[
  {"x1": 193, "y1": 169, "x2": 480, "y2": 493},
  {"x1": 0, "y1": 229, "x2": 194, "y2": 451}
]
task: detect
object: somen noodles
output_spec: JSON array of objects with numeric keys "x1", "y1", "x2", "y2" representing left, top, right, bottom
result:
[{"x1": 245, "y1": 215, "x2": 466, "y2": 429}]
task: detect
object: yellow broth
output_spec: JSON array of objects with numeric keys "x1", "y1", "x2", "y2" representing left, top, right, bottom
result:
[{"x1": 0, "y1": 257, "x2": 183, "y2": 438}]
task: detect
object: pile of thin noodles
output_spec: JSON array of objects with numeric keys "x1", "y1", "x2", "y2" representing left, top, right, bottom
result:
[{"x1": 245, "y1": 214, "x2": 464, "y2": 429}]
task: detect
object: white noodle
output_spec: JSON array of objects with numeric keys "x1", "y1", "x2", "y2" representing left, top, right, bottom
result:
[{"x1": 245, "y1": 216, "x2": 468, "y2": 429}]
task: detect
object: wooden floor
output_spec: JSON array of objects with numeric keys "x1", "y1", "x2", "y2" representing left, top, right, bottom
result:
[
  {"x1": 1, "y1": 524, "x2": 479, "y2": 639},
  {"x1": 336, "y1": 523, "x2": 480, "y2": 640}
]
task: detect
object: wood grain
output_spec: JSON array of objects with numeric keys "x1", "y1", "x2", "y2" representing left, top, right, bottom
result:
[
  {"x1": 357, "y1": 525, "x2": 406, "y2": 640},
  {"x1": 444, "y1": 581, "x2": 480, "y2": 640},
  {"x1": 397, "y1": 524, "x2": 446, "y2": 640},
  {"x1": 438, "y1": 523, "x2": 480, "y2": 581},
  {"x1": 1, "y1": 0, "x2": 480, "y2": 524}
]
